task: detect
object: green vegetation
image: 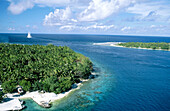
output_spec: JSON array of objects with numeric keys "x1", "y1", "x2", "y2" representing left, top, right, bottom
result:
[
  {"x1": 0, "y1": 43, "x2": 92, "y2": 94},
  {"x1": 1, "y1": 80, "x2": 17, "y2": 93},
  {"x1": 0, "y1": 91, "x2": 4, "y2": 102},
  {"x1": 118, "y1": 42, "x2": 170, "y2": 50}
]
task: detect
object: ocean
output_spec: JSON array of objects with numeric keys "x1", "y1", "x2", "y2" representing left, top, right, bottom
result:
[{"x1": 0, "y1": 34, "x2": 170, "y2": 111}]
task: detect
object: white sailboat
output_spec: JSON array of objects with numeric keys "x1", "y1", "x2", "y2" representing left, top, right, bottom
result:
[{"x1": 27, "y1": 32, "x2": 32, "y2": 38}]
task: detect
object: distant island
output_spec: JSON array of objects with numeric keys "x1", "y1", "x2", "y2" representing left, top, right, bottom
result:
[
  {"x1": 0, "y1": 43, "x2": 93, "y2": 109},
  {"x1": 93, "y1": 42, "x2": 170, "y2": 51},
  {"x1": 118, "y1": 42, "x2": 170, "y2": 51}
]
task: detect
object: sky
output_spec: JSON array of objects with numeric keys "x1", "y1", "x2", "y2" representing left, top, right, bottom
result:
[{"x1": 0, "y1": 0, "x2": 170, "y2": 36}]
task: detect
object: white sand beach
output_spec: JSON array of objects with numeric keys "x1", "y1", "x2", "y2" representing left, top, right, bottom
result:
[
  {"x1": 0, "y1": 99, "x2": 23, "y2": 111},
  {"x1": 93, "y1": 42, "x2": 170, "y2": 51},
  {"x1": 0, "y1": 82, "x2": 83, "y2": 110},
  {"x1": 93, "y1": 42, "x2": 124, "y2": 48}
]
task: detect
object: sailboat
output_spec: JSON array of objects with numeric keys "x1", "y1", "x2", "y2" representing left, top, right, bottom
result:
[{"x1": 27, "y1": 32, "x2": 32, "y2": 38}]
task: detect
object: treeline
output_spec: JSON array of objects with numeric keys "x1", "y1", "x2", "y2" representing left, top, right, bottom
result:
[
  {"x1": 118, "y1": 42, "x2": 170, "y2": 50},
  {"x1": 0, "y1": 43, "x2": 93, "y2": 94}
]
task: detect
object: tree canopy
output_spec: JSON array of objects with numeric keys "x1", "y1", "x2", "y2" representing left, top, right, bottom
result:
[
  {"x1": 0, "y1": 91, "x2": 3, "y2": 102},
  {"x1": 118, "y1": 42, "x2": 170, "y2": 50},
  {"x1": 0, "y1": 43, "x2": 93, "y2": 94}
]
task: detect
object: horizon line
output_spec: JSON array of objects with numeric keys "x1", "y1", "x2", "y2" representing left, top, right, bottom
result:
[{"x1": 0, "y1": 32, "x2": 170, "y2": 38}]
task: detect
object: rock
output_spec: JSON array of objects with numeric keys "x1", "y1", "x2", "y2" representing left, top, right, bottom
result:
[{"x1": 94, "y1": 91, "x2": 102, "y2": 94}]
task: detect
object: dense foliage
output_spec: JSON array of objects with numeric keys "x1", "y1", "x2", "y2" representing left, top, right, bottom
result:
[
  {"x1": 0, "y1": 43, "x2": 92, "y2": 94},
  {"x1": 118, "y1": 42, "x2": 170, "y2": 50},
  {"x1": 0, "y1": 91, "x2": 3, "y2": 102}
]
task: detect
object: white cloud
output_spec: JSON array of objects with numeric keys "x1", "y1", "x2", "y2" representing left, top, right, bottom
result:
[
  {"x1": 59, "y1": 25, "x2": 76, "y2": 31},
  {"x1": 59, "y1": 24, "x2": 116, "y2": 31},
  {"x1": 82, "y1": 24, "x2": 115, "y2": 30},
  {"x1": 7, "y1": 0, "x2": 75, "y2": 14},
  {"x1": 34, "y1": 0, "x2": 72, "y2": 7},
  {"x1": 71, "y1": 19, "x2": 78, "y2": 22},
  {"x1": 32, "y1": 25, "x2": 38, "y2": 29},
  {"x1": 43, "y1": 7, "x2": 73, "y2": 26},
  {"x1": 25, "y1": 25, "x2": 38, "y2": 29},
  {"x1": 8, "y1": 0, "x2": 34, "y2": 15},
  {"x1": 150, "y1": 25, "x2": 156, "y2": 28},
  {"x1": 26, "y1": 25, "x2": 30, "y2": 28},
  {"x1": 150, "y1": 25, "x2": 167, "y2": 29},
  {"x1": 127, "y1": 1, "x2": 170, "y2": 21},
  {"x1": 121, "y1": 26, "x2": 131, "y2": 31},
  {"x1": 8, "y1": 27, "x2": 15, "y2": 31},
  {"x1": 79, "y1": 0, "x2": 135, "y2": 21}
]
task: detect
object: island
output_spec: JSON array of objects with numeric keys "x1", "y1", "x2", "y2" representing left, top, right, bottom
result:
[
  {"x1": 118, "y1": 42, "x2": 170, "y2": 51},
  {"x1": 0, "y1": 43, "x2": 93, "y2": 110},
  {"x1": 93, "y1": 42, "x2": 170, "y2": 51}
]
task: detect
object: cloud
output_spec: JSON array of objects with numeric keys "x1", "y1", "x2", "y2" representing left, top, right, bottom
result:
[
  {"x1": 78, "y1": 0, "x2": 135, "y2": 21},
  {"x1": 127, "y1": 1, "x2": 170, "y2": 22},
  {"x1": 71, "y1": 19, "x2": 78, "y2": 23},
  {"x1": 8, "y1": 0, "x2": 34, "y2": 15},
  {"x1": 150, "y1": 25, "x2": 156, "y2": 28},
  {"x1": 82, "y1": 24, "x2": 115, "y2": 30},
  {"x1": 121, "y1": 26, "x2": 131, "y2": 31},
  {"x1": 8, "y1": 27, "x2": 15, "y2": 31},
  {"x1": 43, "y1": 7, "x2": 74, "y2": 26},
  {"x1": 7, "y1": 0, "x2": 76, "y2": 14},
  {"x1": 150, "y1": 25, "x2": 166, "y2": 29},
  {"x1": 59, "y1": 24, "x2": 116, "y2": 31},
  {"x1": 59, "y1": 25, "x2": 76, "y2": 31},
  {"x1": 32, "y1": 25, "x2": 38, "y2": 29},
  {"x1": 26, "y1": 25, "x2": 30, "y2": 28},
  {"x1": 25, "y1": 24, "x2": 38, "y2": 29},
  {"x1": 34, "y1": 0, "x2": 72, "y2": 7}
]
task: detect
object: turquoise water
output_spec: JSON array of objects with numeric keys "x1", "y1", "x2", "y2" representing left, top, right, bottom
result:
[{"x1": 0, "y1": 34, "x2": 170, "y2": 111}]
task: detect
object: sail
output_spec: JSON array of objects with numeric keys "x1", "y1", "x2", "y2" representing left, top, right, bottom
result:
[{"x1": 27, "y1": 32, "x2": 32, "y2": 38}]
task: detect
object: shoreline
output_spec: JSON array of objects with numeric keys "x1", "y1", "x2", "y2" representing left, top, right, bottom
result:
[
  {"x1": 93, "y1": 42, "x2": 170, "y2": 51},
  {"x1": 6, "y1": 80, "x2": 83, "y2": 108},
  {"x1": 1, "y1": 80, "x2": 87, "y2": 110},
  {"x1": 0, "y1": 72, "x2": 97, "y2": 110},
  {"x1": 0, "y1": 98, "x2": 24, "y2": 110},
  {"x1": 0, "y1": 43, "x2": 94, "y2": 110}
]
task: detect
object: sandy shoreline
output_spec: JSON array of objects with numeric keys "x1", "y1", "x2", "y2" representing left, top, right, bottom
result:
[
  {"x1": 0, "y1": 71, "x2": 97, "y2": 110},
  {"x1": 0, "y1": 98, "x2": 23, "y2": 110},
  {"x1": 0, "y1": 81, "x2": 85, "y2": 110},
  {"x1": 93, "y1": 42, "x2": 123, "y2": 46},
  {"x1": 8, "y1": 82, "x2": 82, "y2": 103},
  {"x1": 93, "y1": 42, "x2": 170, "y2": 51}
]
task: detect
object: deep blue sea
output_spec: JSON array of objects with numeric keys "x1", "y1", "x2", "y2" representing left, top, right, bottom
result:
[{"x1": 0, "y1": 34, "x2": 170, "y2": 111}]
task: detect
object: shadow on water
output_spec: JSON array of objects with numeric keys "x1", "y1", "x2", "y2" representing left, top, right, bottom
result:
[{"x1": 3, "y1": 98, "x2": 14, "y2": 102}]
